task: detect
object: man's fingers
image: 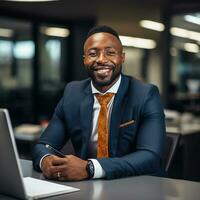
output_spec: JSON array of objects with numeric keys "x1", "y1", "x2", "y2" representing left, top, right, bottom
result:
[
  {"x1": 52, "y1": 157, "x2": 67, "y2": 165},
  {"x1": 52, "y1": 171, "x2": 68, "y2": 181},
  {"x1": 42, "y1": 155, "x2": 88, "y2": 181},
  {"x1": 50, "y1": 165, "x2": 66, "y2": 174},
  {"x1": 41, "y1": 156, "x2": 66, "y2": 178}
]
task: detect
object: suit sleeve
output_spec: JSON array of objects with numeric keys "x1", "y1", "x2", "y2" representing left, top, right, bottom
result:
[
  {"x1": 32, "y1": 97, "x2": 69, "y2": 171},
  {"x1": 98, "y1": 86, "x2": 166, "y2": 179}
]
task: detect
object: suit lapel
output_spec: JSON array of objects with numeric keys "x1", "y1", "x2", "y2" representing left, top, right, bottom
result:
[
  {"x1": 80, "y1": 84, "x2": 94, "y2": 159},
  {"x1": 109, "y1": 75, "x2": 129, "y2": 157}
]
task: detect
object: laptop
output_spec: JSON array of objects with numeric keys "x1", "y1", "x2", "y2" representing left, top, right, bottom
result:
[{"x1": 0, "y1": 109, "x2": 80, "y2": 200}]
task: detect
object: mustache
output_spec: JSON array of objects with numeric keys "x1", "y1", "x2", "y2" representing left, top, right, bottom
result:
[{"x1": 90, "y1": 64, "x2": 115, "y2": 71}]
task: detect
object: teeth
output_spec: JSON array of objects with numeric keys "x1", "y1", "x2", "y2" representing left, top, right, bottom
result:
[
  {"x1": 98, "y1": 69, "x2": 110, "y2": 73},
  {"x1": 95, "y1": 68, "x2": 111, "y2": 76}
]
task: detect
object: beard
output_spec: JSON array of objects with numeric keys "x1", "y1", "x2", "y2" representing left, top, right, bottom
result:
[{"x1": 86, "y1": 63, "x2": 122, "y2": 87}]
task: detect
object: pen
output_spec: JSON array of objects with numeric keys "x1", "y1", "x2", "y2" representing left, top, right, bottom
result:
[{"x1": 45, "y1": 144, "x2": 66, "y2": 158}]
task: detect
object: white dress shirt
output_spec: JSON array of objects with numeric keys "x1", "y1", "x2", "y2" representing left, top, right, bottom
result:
[{"x1": 89, "y1": 75, "x2": 121, "y2": 178}]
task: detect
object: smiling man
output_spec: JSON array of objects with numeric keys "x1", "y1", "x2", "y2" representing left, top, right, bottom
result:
[{"x1": 32, "y1": 25, "x2": 166, "y2": 181}]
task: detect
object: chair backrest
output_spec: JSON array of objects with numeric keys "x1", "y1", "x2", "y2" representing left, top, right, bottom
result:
[{"x1": 164, "y1": 132, "x2": 180, "y2": 172}]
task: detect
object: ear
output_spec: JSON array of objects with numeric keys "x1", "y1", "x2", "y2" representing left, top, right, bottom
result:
[
  {"x1": 121, "y1": 52, "x2": 125, "y2": 63},
  {"x1": 83, "y1": 55, "x2": 87, "y2": 66},
  {"x1": 83, "y1": 55, "x2": 86, "y2": 64}
]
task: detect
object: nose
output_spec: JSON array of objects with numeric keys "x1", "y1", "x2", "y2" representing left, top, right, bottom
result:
[{"x1": 96, "y1": 51, "x2": 108, "y2": 63}]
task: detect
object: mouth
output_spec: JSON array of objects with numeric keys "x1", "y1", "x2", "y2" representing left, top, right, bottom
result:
[
  {"x1": 92, "y1": 66, "x2": 114, "y2": 77},
  {"x1": 92, "y1": 65, "x2": 113, "y2": 71}
]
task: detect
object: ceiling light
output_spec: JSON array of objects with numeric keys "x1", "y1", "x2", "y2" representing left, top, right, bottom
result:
[
  {"x1": 170, "y1": 27, "x2": 200, "y2": 42},
  {"x1": 184, "y1": 43, "x2": 199, "y2": 53},
  {"x1": 189, "y1": 30, "x2": 200, "y2": 42},
  {"x1": 184, "y1": 15, "x2": 200, "y2": 25},
  {"x1": 170, "y1": 27, "x2": 188, "y2": 38},
  {"x1": 40, "y1": 27, "x2": 70, "y2": 38},
  {"x1": 119, "y1": 35, "x2": 156, "y2": 49},
  {"x1": 3, "y1": 0, "x2": 59, "y2": 2},
  {"x1": 140, "y1": 20, "x2": 165, "y2": 32},
  {"x1": 0, "y1": 28, "x2": 14, "y2": 37}
]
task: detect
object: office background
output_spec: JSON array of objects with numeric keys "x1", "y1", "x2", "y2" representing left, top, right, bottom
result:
[{"x1": 0, "y1": 0, "x2": 200, "y2": 181}]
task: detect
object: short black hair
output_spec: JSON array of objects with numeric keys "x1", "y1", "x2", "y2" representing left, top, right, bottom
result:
[{"x1": 86, "y1": 25, "x2": 120, "y2": 41}]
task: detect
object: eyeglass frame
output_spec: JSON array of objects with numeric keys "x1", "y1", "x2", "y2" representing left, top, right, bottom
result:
[{"x1": 83, "y1": 47, "x2": 123, "y2": 60}]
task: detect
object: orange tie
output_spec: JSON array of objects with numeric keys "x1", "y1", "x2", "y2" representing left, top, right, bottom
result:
[{"x1": 95, "y1": 93, "x2": 114, "y2": 158}]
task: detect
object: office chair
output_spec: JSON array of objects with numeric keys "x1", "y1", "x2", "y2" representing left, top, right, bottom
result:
[{"x1": 164, "y1": 132, "x2": 180, "y2": 172}]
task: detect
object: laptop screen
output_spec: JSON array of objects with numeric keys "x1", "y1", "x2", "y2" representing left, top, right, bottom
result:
[{"x1": 0, "y1": 109, "x2": 27, "y2": 199}]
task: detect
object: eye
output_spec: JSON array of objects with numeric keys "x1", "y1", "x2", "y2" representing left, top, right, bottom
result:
[
  {"x1": 105, "y1": 49, "x2": 117, "y2": 56},
  {"x1": 87, "y1": 51, "x2": 98, "y2": 57}
]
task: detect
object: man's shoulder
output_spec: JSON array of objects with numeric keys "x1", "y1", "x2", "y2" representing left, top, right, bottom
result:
[
  {"x1": 122, "y1": 74, "x2": 157, "y2": 92},
  {"x1": 122, "y1": 75, "x2": 161, "y2": 108}
]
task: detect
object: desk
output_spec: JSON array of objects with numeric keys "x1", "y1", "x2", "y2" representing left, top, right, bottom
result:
[{"x1": 1, "y1": 160, "x2": 200, "y2": 200}]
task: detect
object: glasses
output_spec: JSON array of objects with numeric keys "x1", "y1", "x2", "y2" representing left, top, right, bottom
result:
[{"x1": 84, "y1": 48, "x2": 121, "y2": 60}]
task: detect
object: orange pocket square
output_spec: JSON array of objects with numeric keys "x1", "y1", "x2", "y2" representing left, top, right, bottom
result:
[{"x1": 119, "y1": 120, "x2": 135, "y2": 128}]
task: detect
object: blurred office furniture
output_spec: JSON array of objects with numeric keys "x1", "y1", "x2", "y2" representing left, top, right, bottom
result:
[
  {"x1": 166, "y1": 111, "x2": 200, "y2": 181},
  {"x1": 164, "y1": 109, "x2": 181, "y2": 127},
  {"x1": 164, "y1": 132, "x2": 180, "y2": 172},
  {"x1": 14, "y1": 124, "x2": 42, "y2": 141},
  {"x1": 170, "y1": 92, "x2": 200, "y2": 115},
  {"x1": 168, "y1": 87, "x2": 199, "y2": 116},
  {"x1": 168, "y1": 129, "x2": 200, "y2": 182},
  {"x1": 14, "y1": 124, "x2": 43, "y2": 160}
]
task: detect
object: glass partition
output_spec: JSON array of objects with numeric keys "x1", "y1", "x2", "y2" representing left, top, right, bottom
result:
[
  {"x1": 170, "y1": 12, "x2": 200, "y2": 114},
  {"x1": 0, "y1": 18, "x2": 34, "y2": 125},
  {"x1": 37, "y1": 24, "x2": 70, "y2": 121}
]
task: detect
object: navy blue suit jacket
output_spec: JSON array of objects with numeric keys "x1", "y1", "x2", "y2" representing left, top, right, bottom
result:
[{"x1": 32, "y1": 74, "x2": 166, "y2": 179}]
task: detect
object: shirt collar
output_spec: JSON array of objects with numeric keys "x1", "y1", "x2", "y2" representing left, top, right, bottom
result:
[{"x1": 91, "y1": 75, "x2": 121, "y2": 95}]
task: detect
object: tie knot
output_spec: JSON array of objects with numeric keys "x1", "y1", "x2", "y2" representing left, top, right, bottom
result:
[{"x1": 95, "y1": 93, "x2": 114, "y2": 106}]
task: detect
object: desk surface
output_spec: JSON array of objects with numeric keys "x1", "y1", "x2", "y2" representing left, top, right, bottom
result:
[{"x1": 1, "y1": 159, "x2": 200, "y2": 200}]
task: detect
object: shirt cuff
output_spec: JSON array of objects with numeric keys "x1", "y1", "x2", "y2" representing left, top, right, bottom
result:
[
  {"x1": 39, "y1": 154, "x2": 51, "y2": 170},
  {"x1": 89, "y1": 159, "x2": 105, "y2": 179}
]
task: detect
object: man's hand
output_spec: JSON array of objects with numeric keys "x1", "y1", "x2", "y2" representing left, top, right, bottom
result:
[{"x1": 41, "y1": 155, "x2": 88, "y2": 181}]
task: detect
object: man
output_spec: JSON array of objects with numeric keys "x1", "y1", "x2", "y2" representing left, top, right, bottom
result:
[{"x1": 32, "y1": 25, "x2": 165, "y2": 181}]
